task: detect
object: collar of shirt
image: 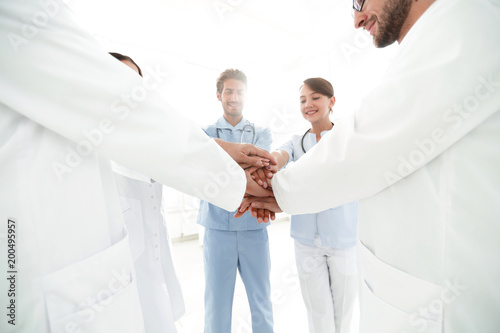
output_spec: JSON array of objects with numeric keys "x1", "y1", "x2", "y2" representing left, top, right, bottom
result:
[
  {"x1": 214, "y1": 116, "x2": 249, "y2": 131},
  {"x1": 302, "y1": 129, "x2": 331, "y2": 152}
]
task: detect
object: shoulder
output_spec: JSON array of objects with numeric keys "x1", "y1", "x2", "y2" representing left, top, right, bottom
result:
[
  {"x1": 276, "y1": 134, "x2": 301, "y2": 152},
  {"x1": 250, "y1": 122, "x2": 272, "y2": 137},
  {"x1": 290, "y1": 133, "x2": 303, "y2": 143},
  {"x1": 284, "y1": 133, "x2": 304, "y2": 148},
  {"x1": 202, "y1": 123, "x2": 218, "y2": 137}
]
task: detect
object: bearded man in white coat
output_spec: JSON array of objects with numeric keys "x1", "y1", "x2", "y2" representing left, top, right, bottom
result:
[
  {"x1": 239, "y1": 0, "x2": 500, "y2": 332},
  {"x1": 0, "y1": 1, "x2": 274, "y2": 333}
]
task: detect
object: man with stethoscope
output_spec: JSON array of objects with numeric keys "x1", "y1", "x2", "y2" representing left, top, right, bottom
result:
[{"x1": 198, "y1": 68, "x2": 274, "y2": 333}]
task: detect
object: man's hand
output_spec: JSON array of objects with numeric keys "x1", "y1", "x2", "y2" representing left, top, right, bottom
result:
[
  {"x1": 254, "y1": 208, "x2": 275, "y2": 223},
  {"x1": 245, "y1": 171, "x2": 273, "y2": 197},
  {"x1": 215, "y1": 139, "x2": 277, "y2": 168},
  {"x1": 250, "y1": 167, "x2": 274, "y2": 189},
  {"x1": 234, "y1": 196, "x2": 277, "y2": 223},
  {"x1": 234, "y1": 196, "x2": 282, "y2": 222}
]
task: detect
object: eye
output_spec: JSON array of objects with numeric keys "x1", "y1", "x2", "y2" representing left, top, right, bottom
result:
[
  {"x1": 312, "y1": 97, "x2": 320, "y2": 100},
  {"x1": 300, "y1": 100, "x2": 306, "y2": 104}
]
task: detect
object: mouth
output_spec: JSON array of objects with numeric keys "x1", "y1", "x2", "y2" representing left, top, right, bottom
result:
[
  {"x1": 305, "y1": 110, "x2": 317, "y2": 115},
  {"x1": 365, "y1": 19, "x2": 376, "y2": 36}
]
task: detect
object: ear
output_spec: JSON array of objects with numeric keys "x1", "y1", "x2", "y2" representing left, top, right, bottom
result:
[
  {"x1": 217, "y1": 91, "x2": 222, "y2": 101},
  {"x1": 330, "y1": 96, "x2": 336, "y2": 109}
]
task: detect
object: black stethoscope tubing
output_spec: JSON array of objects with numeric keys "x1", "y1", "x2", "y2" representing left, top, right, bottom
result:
[{"x1": 300, "y1": 122, "x2": 334, "y2": 153}]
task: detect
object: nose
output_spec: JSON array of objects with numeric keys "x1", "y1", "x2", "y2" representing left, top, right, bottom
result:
[{"x1": 353, "y1": 10, "x2": 367, "y2": 29}]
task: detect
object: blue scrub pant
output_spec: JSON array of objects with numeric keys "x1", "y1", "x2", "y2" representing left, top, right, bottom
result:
[{"x1": 203, "y1": 228, "x2": 274, "y2": 333}]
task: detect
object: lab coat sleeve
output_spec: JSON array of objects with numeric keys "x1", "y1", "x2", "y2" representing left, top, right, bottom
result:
[
  {"x1": 0, "y1": 1, "x2": 245, "y2": 211},
  {"x1": 272, "y1": 0, "x2": 500, "y2": 214}
]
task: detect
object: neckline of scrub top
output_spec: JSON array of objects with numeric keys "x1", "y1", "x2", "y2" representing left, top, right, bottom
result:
[
  {"x1": 214, "y1": 116, "x2": 250, "y2": 131},
  {"x1": 302, "y1": 129, "x2": 331, "y2": 152}
]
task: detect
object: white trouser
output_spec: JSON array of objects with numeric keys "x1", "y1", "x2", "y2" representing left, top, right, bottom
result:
[{"x1": 294, "y1": 238, "x2": 358, "y2": 333}]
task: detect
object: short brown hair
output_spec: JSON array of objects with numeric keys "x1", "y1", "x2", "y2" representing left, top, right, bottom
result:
[{"x1": 216, "y1": 69, "x2": 247, "y2": 94}]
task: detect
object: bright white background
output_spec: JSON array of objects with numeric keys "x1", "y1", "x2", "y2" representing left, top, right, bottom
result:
[
  {"x1": 67, "y1": 1, "x2": 398, "y2": 332},
  {"x1": 69, "y1": 0, "x2": 397, "y2": 239}
]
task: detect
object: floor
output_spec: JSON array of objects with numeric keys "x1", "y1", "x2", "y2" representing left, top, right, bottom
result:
[{"x1": 171, "y1": 217, "x2": 360, "y2": 333}]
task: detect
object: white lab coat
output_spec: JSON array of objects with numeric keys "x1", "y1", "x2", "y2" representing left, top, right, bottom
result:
[
  {"x1": 0, "y1": 2, "x2": 245, "y2": 333},
  {"x1": 272, "y1": 0, "x2": 500, "y2": 332},
  {"x1": 112, "y1": 163, "x2": 185, "y2": 332}
]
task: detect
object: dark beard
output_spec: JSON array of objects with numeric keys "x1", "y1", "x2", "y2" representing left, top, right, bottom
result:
[{"x1": 374, "y1": 0, "x2": 412, "y2": 48}]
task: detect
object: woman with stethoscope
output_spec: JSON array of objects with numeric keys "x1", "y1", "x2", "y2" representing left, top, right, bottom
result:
[{"x1": 257, "y1": 78, "x2": 358, "y2": 332}]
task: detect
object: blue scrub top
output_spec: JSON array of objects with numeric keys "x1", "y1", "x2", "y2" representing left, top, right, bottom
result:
[
  {"x1": 197, "y1": 116, "x2": 273, "y2": 231},
  {"x1": 278, "y1": 129, "x2": 358, "y2": 248}
]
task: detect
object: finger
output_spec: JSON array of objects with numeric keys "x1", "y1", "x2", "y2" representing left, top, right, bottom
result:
[
  {"x1": 245, "y1": 166, "x2": 259, "y2": 174},
  {"x1": 266, "y1": 165, "x2": 278, "y2": 178},
  {"x1": 250, "y1": 207, "x2": 258, "y2": 218},
  {"x1": 250, "y1": 198, "x2": 282, "y2": 212},
  {"x1": 257, "y1": 208, "x2": 264, "y2": 223},
  {"x1": 262, "y1": 209, "x2": 270, "y2": 223},
  {"x1": 255, "y1": 168, "x2": 267, "y2": 188},
  {"x1": 238, "y1": 197, "x2": 253, "y2": 212},
  {"x1": 239, "y1": 158, "x2": 268, "y2": 170},
  {"x1": 270, "y1": 211, "x2": 276, "y2": 221},
  {"x1": 239, "y1": 154, "x2": 267, "y2": 168},
  {"x1": 242, "y1": 145, "x2": 277, "y2": 165},
  {"x1": 251, "y1": 173, "x2": 263, "y2": 186},
  {"x1": 246, "y1": 175, "x2": 273, "y2": 197}
]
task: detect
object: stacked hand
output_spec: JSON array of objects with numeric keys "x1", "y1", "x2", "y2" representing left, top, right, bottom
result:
[
  {"x1": 237, "y1": 164, "x2": 282, "y2": 223},
  {"x1": 214, "y1": 139, "x2": 274, "y2": 171},
  {"x1": 215, "y1": 139, "x2": 283, "y2": 223}
]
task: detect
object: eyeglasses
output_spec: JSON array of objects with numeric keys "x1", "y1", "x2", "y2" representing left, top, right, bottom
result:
[{"x1": 353, "y1": 0, "x2": 365, "y2": 11}]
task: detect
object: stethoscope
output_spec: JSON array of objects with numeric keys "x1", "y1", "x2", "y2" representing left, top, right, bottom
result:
[
  {"x1": 300, "y1": 122, "x2": 334, "y2": 153},
  {"x1": 216, "y1": 121, "x2": 256, "y2": 144}
]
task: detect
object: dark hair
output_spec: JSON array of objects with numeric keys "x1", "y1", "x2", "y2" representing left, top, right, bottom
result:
[
  {"x1": 301, "y1": 77, "x2": 334, "y2": 98},
  {"x1": 216, "y1": 69, "x2": 247, "y2": 94},
  {"x1": 109, "y1": 52, "x2": 142, "y2": 77}
]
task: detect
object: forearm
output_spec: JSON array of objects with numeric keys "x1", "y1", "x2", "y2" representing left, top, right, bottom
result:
[{"x1": 272, "y1": 150, "x2": 289, "y2": 171}]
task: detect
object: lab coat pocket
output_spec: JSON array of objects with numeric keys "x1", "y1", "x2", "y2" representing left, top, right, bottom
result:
[
  {"x1": 358, "y1": 240, "x2": 443, "y2": 333},
  {"x1": 43, "y1": 233, "x2": 145, "y2": 333}
]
